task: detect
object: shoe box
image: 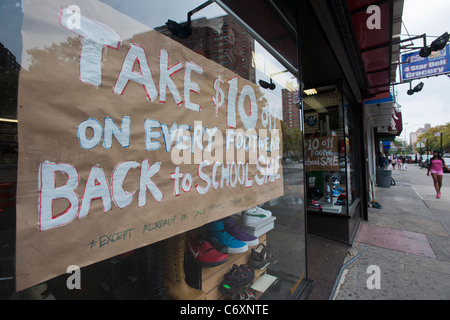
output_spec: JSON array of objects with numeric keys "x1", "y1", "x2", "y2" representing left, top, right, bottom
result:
[
  {"x1": 321, "y1": 204, "x2": 343, "y2": 214},
  {"x1": 234, "y1": 214, "x2": 276, "y2": 238}
]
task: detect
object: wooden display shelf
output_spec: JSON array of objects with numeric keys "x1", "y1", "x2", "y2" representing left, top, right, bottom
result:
[{"x1": 201, "y1": 234, "x2": 267, "y2": 300}]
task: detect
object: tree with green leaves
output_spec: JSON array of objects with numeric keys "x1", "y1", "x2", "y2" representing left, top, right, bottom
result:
[{"x1": 417, "y1": 123, "x2": 450, "y2": 154}]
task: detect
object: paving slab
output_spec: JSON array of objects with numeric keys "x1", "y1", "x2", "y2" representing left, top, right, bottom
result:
[{"x1": 356, "y1": 222, "x2": 436, "y2": 259}]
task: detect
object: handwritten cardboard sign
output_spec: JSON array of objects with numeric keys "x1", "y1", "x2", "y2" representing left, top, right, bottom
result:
[
  {"x1": 16, "y1": 1, "x2": 283, "y2": 291},
  {"x1": 304, "y1": 136, "x2": 339, "y2": 171}
]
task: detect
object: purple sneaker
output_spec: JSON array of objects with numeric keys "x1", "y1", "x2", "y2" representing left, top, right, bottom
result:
[{"x1": 222, "y1": 217, "x2": 259, "y2": 247}]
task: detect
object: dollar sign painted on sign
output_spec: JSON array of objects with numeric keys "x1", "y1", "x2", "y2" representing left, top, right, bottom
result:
[{"x1": 212, "y1": 75, "x2": 225, "y2": 117}]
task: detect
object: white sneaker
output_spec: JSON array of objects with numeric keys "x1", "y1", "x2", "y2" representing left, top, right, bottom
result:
[{"x1": 243, "y1": 206, "x2": 272, "y2": 225}]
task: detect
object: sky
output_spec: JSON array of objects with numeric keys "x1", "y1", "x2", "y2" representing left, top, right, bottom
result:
[{"x1": 395, "y1": 0, "x2": 450, "y2": 142}]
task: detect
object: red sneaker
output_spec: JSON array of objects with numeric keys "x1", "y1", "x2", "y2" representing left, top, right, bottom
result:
[{"x1": 187, "y1": 234, "x2": 228, "y2": 268}]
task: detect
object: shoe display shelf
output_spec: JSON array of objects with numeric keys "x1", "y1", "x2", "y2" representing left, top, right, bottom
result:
[
  {"x1": 308, "y1": 190, "x2": 345, "y2": 214},
  {"x1": 201, "y1": 233, "x2": 273, "y2": 300},
  {"x1": 317, "y1": 196, "x2": 343, "y2": 214}
]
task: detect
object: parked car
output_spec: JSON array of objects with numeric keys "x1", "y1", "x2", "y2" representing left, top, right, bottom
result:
[
  {"x1": 419, "y1": 154, "x2": 433, "y2": 168},
  {"x1": 444, "y1": 157, "x2": 450, "y2": 173}
]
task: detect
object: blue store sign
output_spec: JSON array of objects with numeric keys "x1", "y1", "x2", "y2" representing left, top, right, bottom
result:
[{"x1": 401, "y1": 44, "x2": 450, "y2": 81}]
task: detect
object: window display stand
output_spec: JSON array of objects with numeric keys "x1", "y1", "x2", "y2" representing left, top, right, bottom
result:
[
  {"x1": 317, "y1": 197, "x2": 343, "y2": 214},
  {"x1": 306, "y1": 169, "x2": 360, "y2": 244},
  {"x1": 198, "y1": 214, "x2": 277, "y2": 300},
  {"x1": 201, "y1": 233, "x2": 267, "y2": 300},
  {"x1": 307, "y1": 171, "x2": 345, "y2": 215}
]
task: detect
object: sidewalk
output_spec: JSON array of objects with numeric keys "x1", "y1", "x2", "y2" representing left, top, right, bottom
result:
[{"x1": 332, "y1": 165, "x2": 450, "y2": 300}]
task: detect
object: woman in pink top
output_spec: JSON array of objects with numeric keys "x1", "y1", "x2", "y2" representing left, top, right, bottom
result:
[{"x1": 427, "y1": 150, "x2": 450, "y2": 198}]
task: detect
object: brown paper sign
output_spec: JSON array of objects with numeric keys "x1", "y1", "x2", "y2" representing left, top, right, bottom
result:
[
  {"x1": 304, "y1": 136, "x2": 339, "y2": 171},
  {"x1": 16, "y1": 2, "x2": 283, "y2": 291}
]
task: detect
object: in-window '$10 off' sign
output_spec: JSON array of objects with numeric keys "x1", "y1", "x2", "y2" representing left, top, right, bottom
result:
[{"x1": 304, "y1": 136, "x2": 339, "y2": 171}]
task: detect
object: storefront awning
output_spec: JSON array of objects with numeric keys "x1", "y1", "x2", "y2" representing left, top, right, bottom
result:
[
  {"x1": 389, "y1": 109, "x2": 403, "y2": 134},
  {"x1": 347, "y1": 0, "x2": 404, "y2": 96},
  {"x1": 364, "y1": 93, "x2": 400, "y2": 132}
]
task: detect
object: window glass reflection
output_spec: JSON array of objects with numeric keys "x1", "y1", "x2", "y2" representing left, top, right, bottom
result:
[{"x1": 1, "y1": 0, "x2": 305, "y2": 300}]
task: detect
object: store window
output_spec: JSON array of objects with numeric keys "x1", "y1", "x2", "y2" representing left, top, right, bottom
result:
[
  {"x1": 0, "y1": 0, "x2": 305, "y2": 300},
  {"x1": 303, "y1": 85, "x2": 361, "y2": 217}
]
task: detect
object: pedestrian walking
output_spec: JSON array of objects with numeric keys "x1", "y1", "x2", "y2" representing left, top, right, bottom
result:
[
  {"x1": 397, "y1": 156, "x2": 401, "y2": 169},
  {"x1": 427, "y1": 150, "x2": 450, "y2": 198},
  {"x1": 377, "y1": 152, "x2": 386, "y2": 169},
  {"x1": 391, "y1": 155, "x2": 396, "y2": 170}
]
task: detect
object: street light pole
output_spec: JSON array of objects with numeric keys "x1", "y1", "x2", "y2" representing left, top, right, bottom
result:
[
  {"x1": 403, "y1": 123, "x2": 422, "y2": 154},
  {"x1": 403, "y1": 122, "x2": 409, "y2": 155}
]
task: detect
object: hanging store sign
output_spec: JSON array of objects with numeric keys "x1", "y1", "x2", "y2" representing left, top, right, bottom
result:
[
  {"x1": 16, "y1": 1, "x2": 284, "y2": 291},
  {"x1": 400, "y1": 44, "x2": 450, "y2": 81}
]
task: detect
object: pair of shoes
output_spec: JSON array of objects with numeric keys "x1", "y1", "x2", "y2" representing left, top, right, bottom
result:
[
  {"x1": 221, "y1": 264, "x2": 254, "y2": 298},
  {"x1": 437, "y1": 192, "x2": 441, "y2": 198},
  {"x1": 236, "y1": 287, "x2": 256, "y2": 300},
  {"x1": 209, "y1": 218, "x2": 258, "y2": 254},
  {"x1": 186, "y1": 233, "x2": 228, "y2": 268},
  {"x1": 307, "y1": 200, "x2": 322, "y2": 211},
  {"x1": 248, "y1": 243, "x2": 277, "y2": 270},
  {"x1": 242, "y1": 206, "x2": 272, "y2": 225},
  {"x1": 338, "y1": 193, "x2": 346, "y2": 200},
  {"x1": 208, "y1": 236, "x2": 228, "y2": 253},
  {"x1": 332, "y1": 189, "x2": 340, "y2": 197},
  {"x1": 223, "y1": 217, "x2": 259, "y2": 247}
]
